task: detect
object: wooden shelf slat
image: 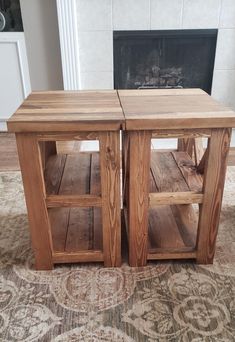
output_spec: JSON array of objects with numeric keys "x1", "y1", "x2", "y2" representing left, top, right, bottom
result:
[
  {"x1": 48, "y1": 152, "x2": 103, "y2": 260},
  {"x1": 44, "y1": 154, "x2": 67, "y2": 195},
  {"x1": 150, "y1": 151, "x2": 203, "y2": 205},
  {"x1": 90, "y1": 153, "x2": 103, "y2": 250},
  {"x1": 53, "y1": 250, "x2": 104, "y2": 263},
  {"x1": 172, "y1": 151, "x2": 203, "y2": 192},
  {"x1": 171, "y1": 204, "x2": 198, "y2": 248},
  {"x1": 149, "y1": 192, "x2": 203, "y2": 205},
  {"x1": 148, "y1": 206, "x2": 186, "y2": 250},
  {"x1": 151, "y1": 151, "x2": 189, "y2": 192},
  {"x1": 46, "y1": 195, "x2": 102, "y2": 208},
  {"x1": 59, "y1": 153, "x2": 91, "y2": 195},
  {"x1": 49, "y1": 208, "x2": 69, "y2": 252},
  {"x1": 147, "y1": 251, "x2": 196, "y2": 260}
]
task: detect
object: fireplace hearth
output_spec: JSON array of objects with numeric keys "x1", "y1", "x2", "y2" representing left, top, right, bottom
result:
[{"x1": 114, "y1": 30, "x2": 217, "y2": 93}]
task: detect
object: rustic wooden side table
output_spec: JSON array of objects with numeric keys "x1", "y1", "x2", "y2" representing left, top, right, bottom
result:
[
  {"x1": 119, "y1": 88, "x2": 235, "y2": 267},
  {"x1": 7, "y1": 91, "x2": 124, "y2": 270}
]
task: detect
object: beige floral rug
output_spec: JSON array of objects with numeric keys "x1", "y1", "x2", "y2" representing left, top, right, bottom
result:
[{"x1": 0, "y1": 168, "x2": 235, "y2": 342}]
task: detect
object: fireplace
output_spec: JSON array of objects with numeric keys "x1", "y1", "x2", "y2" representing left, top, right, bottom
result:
[{"x1": 114, "y1": 29, "x2": 217, "y2": 94}]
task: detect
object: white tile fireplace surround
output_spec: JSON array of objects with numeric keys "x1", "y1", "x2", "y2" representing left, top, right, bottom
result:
[{"x1": 75, "y1": 0, "x2": 235, "y2": 112}]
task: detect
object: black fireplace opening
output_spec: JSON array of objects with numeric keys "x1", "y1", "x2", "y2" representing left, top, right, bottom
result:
[{"x1": 114, "y1": 29, "x2": 218, "y2": 94}]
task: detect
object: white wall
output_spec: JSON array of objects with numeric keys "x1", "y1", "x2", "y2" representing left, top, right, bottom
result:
[{"x1": 20, "y1": 0, "x2": 63, "y2": 90}]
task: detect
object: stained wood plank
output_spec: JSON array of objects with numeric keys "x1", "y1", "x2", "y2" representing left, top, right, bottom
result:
[
  {"x1": 37, "y1": 132, "x2": 98, "y2": 141},
  {"x1": 147, "y1": 251, "x2": 196, "y2": 260},
  {"x1": 90, "y1": 153, "x2": 102, "y2": 250},
  {"x1": 151, "y1": 152, "x2": 189, "y2": 192},
  {"x1": 194, "y1": 137, "x2": 205, "y2": 166},
  {"x1": 171, "y1": 205, "x2": 198, "y2": 248},
  {"x1": 177, "y1": 138, "x2": 194, "y2": 158},
  {"x1": 149, "y1": 192, "x2": 203, "y2": 205},
  {"x1": 44, "y1": 154, "x2": 67, "y2": 195},
  {"x1": 148, "y1": 206, "x2": 186, "y2": 250},
  {"x1": 59, "y1": 153, "x2": 91, "y2": 195},
  {"x1": 65, "y1": 208, "x2": 93, "y2": 252},
  {"x1": 48, "y1": 152, "x2": 103, "y2": 255},
  {"x1": 49, "y1": 208, "x2": 70, "y2": 252},
  {"x1": 60, "y1": 153, "x2": 92, "y2": 252},
  {"x1": 197, "y1": 128, "x2": 232, "y2": 264},
  {"x1": 39, "y1": 141, "x2": 57, "y2": 170},
  {"x1": 197, "y1": 145, "x2": 209, "y2": 174},
  {"x1": 99, "y1": 131, "x2": 121, "y2": 266},
  {"x1": 7, "y1": 91, "x2": 124, "y2": 133},
  {"x1": 128, "y1": 131, "x2": 151, "y2": 266},
  {"x1": 52, "y1": 250, "x2": 104, "y2": 263},
  {"x1": 15, "y1": 133, "x2": 53, "y2": 270},
  {"x1": 119, "y1": 89, "x2": 235, "y2": 130},
  {"x1": 152, "y1": 128, "x2": 211, "y2": 139},
  {"x1": 172, "y1": 151, "x2": 203, "y2": 192},
  {"x1": 46, "y1": 194, "x2": 102, "y2": 208}
]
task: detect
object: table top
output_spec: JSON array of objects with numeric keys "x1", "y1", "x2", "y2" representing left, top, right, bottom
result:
[
  {"x1": 7, "y1": 91, "x2": 124, "y2": 132},
  {"x1": 7, "y1": 89, "x2": 235, "y2": 133},
  {"x1": 118, "y1": 88, "x2": 235, "y2": 130}
]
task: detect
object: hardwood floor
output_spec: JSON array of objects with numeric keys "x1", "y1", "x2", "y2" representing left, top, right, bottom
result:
[
  {"x1": 0, "y1": 133, "x2": 20, "y2": 171},
  {"x1": 0, "y1": 133, "x2": 81, "y2": 171},
  {"x1": 1, "y1": 133, "x2": 235, "y2": 172}
]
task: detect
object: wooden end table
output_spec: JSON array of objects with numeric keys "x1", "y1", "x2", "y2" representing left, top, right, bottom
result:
[
  {"x1": 7, "y1": 90, "x2": 124, "y2": 270},
  {"x1": 119, "y1": 88, "x2": 235, "y2": 267}
]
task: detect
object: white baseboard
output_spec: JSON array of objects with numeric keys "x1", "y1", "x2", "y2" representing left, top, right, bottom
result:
[{"x1": 0, "y1": 121, "x2": 7, "y2": 131}]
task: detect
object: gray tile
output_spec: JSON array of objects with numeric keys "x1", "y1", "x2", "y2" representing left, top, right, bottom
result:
[
  {"x1": 76, "y1": 0, "x2": 112, "y2": 31},
  {"x1": 80, "y1": 71, "x2": 113, "y2": 89},
  {"x1": 212, "y1": 69, "x2": 235, "y2": 110},
  {"x1": 150, "y1": 0, "x2": 183, "y2": 29},
  {"x1": 112, "y1": 0, "x2": 150, "y2": 30},
  {"x1": 220, "y1": 0, "x2": 235, "y2": 28},
  {"x1": 78, "y1": 31, "x2": 113, "y2": 72},
  {"x1": 215, "y1": 29, "x2": 235, "y2": 70},
  {"x1": 183, "y1": 0, "x2": 221, "y2": 29}
]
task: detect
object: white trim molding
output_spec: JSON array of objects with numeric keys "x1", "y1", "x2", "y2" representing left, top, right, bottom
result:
[
  {"x1": 56, "y1": 0, "x2": 80, "y2": 90},
  {"x1": 0, "y1": 32, "x2": 31, "y2": 131},
  {"x1": 0, "y1": 32, "x2": 31, "y2": 98}
]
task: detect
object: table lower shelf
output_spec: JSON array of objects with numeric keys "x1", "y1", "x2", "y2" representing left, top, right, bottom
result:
[
  {"x1": 124, "y1": 202, "x2": 198, "y2": 260},
  {"x1": 49, "y1": 207, "x2": 103, "y2": 263},
  {"x1": 148, "y1": 203, "x2": 198, "y2": 259},
  {"x1": 46, "y1": 150, "x2": 200, "y2": 263}
]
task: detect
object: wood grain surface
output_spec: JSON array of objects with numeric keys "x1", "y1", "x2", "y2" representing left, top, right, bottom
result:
[
  {"x1": 128, "y1": 131, "x2": 151, "y2": 266},
  {"x1": 7, "y1": 91, "x2": 124, "y2": 132},
  {"x1": 119, "y1": 88, "x2": 235, "y2": 130},
  {"x1": 16, "y1": 133, "x2": 53, "y2": 270},
  {"x1": 196, "y1": 128, "x2": 232, "y2": 263},
  {"x1": 99, "y1": 131, "x2": 121, "y2": 266}
]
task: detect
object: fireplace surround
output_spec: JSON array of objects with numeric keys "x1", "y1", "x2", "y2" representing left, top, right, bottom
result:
[{"x1": 114, "y1": 29, "x2": 217, "y2": 93}]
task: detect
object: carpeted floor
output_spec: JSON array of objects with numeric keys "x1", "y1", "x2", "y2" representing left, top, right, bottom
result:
[{"x1": 0, "y1": 169, "x2": 235, "y2": 342}]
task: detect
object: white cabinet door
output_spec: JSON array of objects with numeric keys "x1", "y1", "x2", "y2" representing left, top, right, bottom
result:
[{"x1": 0, "y1": 32, "x2": 31, "y2": 130}]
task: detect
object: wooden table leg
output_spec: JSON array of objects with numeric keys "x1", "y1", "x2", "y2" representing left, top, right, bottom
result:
[
  {"x1": 39, "y1": 141, "x2": 57, "y2": 170},
  {"x1": 99, "y1": 131, "x2": 121, "y2": 267},
  {"x1": 128, "y1": 131, "x2": 151, "y2": 267},
  {"x1": 16, "y1": 133, "x2": 53, "y2": 270},
  {"x1": 196, "y1": 128, "x2": 231, "y2": 264},
  {"x1": 177, "y1": 138, "x2": 194, "y2": 158},
  {"x1": 122, "y1": 131, "x2": 130, "y2": 208}
]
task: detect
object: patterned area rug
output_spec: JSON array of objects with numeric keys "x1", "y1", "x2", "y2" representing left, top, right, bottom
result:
[{"x1": 0, "y1": 169, "x2": 235, "y2": 342}]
